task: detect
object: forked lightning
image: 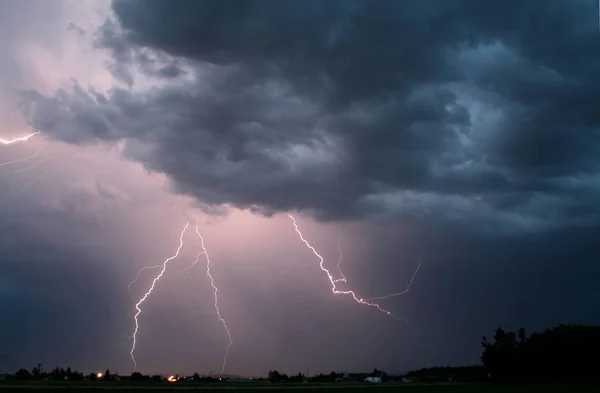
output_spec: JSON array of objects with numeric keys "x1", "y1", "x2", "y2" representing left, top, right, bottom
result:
[
  {"x1": 194, "y1": 220, "x2": 233, "y2": 374},
  {"x1": 130, "y1": 222, "x2": 190, "y2": 371},
  {"x1": 288, "y1": 214, "x2": 420, "y2": 321},
  {"x1": 128, "y1": 218, "x2": 233, "y2": 374}
]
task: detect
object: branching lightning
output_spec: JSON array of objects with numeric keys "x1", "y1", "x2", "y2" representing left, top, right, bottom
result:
[
  {"x1": 194, "y1": 220, "x2": 233, "y2": 374},
  {"x1": 127, "y1": 265, "x2": 164, "y2": 292},
  {"x1": 0, "y1": 131, "x2": 39, "y2": 145},
  {"x1": 14, "y1": 164, "x2": 53, "y2": 196},
  {"x1": 9, "y1": 151, "x2": 49, "y2": 175},
  {"x1": 332, "y1": 234, "x2": 347, "y2": 284},
  {"x1": 130, "y1": 222, "x2": 190, "y2": 371},
  {"x1": 0, "y1": 144, "x2": 46, "y2": 168},
  {"x1": 0, "y1": 135, "x2": 53, "y2": 194},
  {"x1": 288, "y1": 214, "x2": 403, "y2": 320},
  {"x1": 128, "y1": 218, "x2": 234, "y2": 373},
  {"x1": 364, "y1": 262, "x2": 421, "y2": 301}
]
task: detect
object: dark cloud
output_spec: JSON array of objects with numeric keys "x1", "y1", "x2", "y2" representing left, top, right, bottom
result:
[{"x1": 16, "y1": 0, "x2": 600, "y2": 228}]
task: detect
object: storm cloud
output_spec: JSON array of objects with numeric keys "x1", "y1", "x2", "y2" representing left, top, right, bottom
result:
[{"x1": 16, "y1": 0, "x2": 599, "y2": 229}]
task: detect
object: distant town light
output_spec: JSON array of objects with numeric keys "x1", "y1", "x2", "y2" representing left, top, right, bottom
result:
[
  {"x1": 97, "y1": 373, "x2": 103, "y2": 379},
  {"x1": 167, "y1": 375, "x2": 177, "y2": 383}
]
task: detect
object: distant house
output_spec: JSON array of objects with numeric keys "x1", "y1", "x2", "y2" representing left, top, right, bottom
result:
[{"x1": 365, "y1": 376, "x2": 382, "y2": 383}]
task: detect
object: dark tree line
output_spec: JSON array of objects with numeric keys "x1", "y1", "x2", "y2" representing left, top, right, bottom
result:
[
  {"x1": 481, "y1": 324, "x2": 600, "y2": 383},
  {"x1": 11, "y1": 364, "x2": 94, "y2": 381},
  {"x1": 8, "y1": 323, "x2": 600, "y2": 385},
  {"x1": 267, "y1": 368, "x2": 389, "y2": 383},
  {"x1": 268, "y1": 370, "x2": 341, "y2": 383}
]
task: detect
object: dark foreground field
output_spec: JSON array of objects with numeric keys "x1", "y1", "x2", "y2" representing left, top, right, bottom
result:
[{"x1": 1, "y1": 382, "x2": 599, "y2": 393}]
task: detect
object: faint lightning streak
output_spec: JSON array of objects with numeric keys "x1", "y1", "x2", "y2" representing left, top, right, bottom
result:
[
  {"x1": 130, "y1": 222, "x2": 190, "y2": 371},
  {"x1": 181, "y1": 253, "x2": 201, "y2": 273},
  {"x1": 14, "y1": 165, "x2": 52, "y2": 196},
  {"x1": 9, "y1": 153, "x2": 49, "y2": 175},
  {"x1": 0, "y1": 144, "x2": 46, "y2": 168},
  {"x1": 195, "y1": 220, "x2": 233, "y2": 374},
  {"x1": 127, "y1": 265, "x2": 164, "y2": 292},
  {"x1": 364, "y1": 262, "x2": 422, "y2": 301},
  {"x1": 0, "y1": 132, "x2": 39, "y2": 145},
  {"x1": 288, "y1": 214, "x2": 403, "y2": 321},
  {"x1": 332, "y1": 234, "x2": 347, "y2": 284}
]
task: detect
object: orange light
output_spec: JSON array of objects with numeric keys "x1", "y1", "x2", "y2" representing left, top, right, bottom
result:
[
  {"x1": 97, "y1": 373, "x2": 103, "y2": 379},
  {"x1": 167, "y1": 375, "x2": 177, "y2": 383}
]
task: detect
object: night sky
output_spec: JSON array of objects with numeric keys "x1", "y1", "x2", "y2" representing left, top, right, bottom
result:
[{"x1": 2, "y1": 0, "x2": 600, "y2": 378}]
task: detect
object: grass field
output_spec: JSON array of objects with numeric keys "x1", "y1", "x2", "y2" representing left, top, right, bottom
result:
[{"x1": 1, "y1": 382, "x2": 599, "y2": 393}]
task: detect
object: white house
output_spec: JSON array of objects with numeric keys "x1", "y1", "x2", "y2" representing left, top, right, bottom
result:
[{"x1": 364, "y1": 376, "x2": 382, "y2": 383}]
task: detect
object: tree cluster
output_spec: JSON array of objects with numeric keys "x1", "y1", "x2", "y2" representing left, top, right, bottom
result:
[
  {"x1": 8, "y1": 323, "x2": 600, "y2": 386},
  {"x1": 481, "y1": 324, "x2": 600, "y2": 383},
  {"x1": 12, "y1": 364, "x2": 87, "y2": 381},
  {"x1": 267, "y1": 369, "x2": 389, "y2": 383},
  {"x1": 268, "y1": 370, "x2": 341, "y2": 383}
]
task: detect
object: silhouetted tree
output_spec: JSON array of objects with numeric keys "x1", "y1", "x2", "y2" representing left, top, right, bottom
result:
[
  {"x1": 15, "y1": 369, "x2": 31, "y2": 380},
  {"x1": 130, "y1": 372, "x2": 142, "y2": 381},
  {"x1": 268, "y1": 370, "x2": 289, "y2": 382},
  {"x1": 151, "y1": 375, "x2": 164, "y2": 382},
  {"x1": 482, "y1": 324, "x2": 600, "y2": 383},
  {"x1": 370, "y1": 368, "x2": 387, "y2": 379},
  {"x1": 31, "y1": 363, "x2": 42, "y2": 378}
]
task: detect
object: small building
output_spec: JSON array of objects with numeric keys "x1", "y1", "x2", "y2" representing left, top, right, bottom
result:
[{"x1": 365, "y1": 376, "x2": 382, "y2": 383}]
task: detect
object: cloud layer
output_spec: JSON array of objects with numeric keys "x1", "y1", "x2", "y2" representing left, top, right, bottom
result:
[{"x1": 18, "y1": 0, "x2": 600, "y2": 229}]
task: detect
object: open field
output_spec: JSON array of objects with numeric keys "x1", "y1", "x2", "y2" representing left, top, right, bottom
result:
[{"x1": 1, "y1": 383, "x2": 599, "y2": 393}]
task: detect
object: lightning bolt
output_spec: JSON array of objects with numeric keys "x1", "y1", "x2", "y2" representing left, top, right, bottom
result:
[
  {"x1": 180, "y1": 253, "x2": 201, "y2": 274},
  {"x1": 0, "y1": 132, "x2": 39, "y2": 145},
  {"x1": 9, "y1": 152, "x2": 49, "y2": 175},
  {"x1": 14, "y1": 163, "x2": 53, "y2": 196},
  {"x1": 332, "y1": 234, "x2": 347, "y2": 284},
  {"x1": 288, "y1": 214, "x2": 403, "y2": 320},
  {"x1": 0, "y1": 144, "x2": 46, "y2": 168},
  {"x1": 364, "y1": 262, "x2": 421, "y2": 301},
  {"x1": 194, "y1": 220, "x2": 233, "y2": 374},
  {"x1": 130, "y1": 222, "x2": 190, "y2": 371},
  {"x1": 127, "y1": 264, "x2": 164, "y2": 292}
]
